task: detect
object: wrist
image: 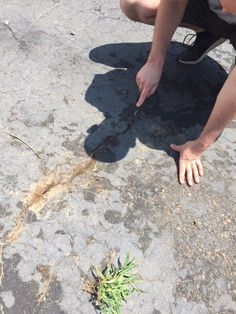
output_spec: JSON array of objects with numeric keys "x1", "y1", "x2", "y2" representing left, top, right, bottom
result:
[
  {"x1": 197, "y1": 129, "x2": 222, "y2": 149},
  {"x1": 195, "y1": 137, "x2": 212, "y2": 151},
  {"x1": 147, "y1": 54, "x2": 165, "y2": 68}
]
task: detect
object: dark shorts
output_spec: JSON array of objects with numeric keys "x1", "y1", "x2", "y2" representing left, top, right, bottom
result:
[{"x1": 182, "y1": 0, "x2": 236, "y2": 50}]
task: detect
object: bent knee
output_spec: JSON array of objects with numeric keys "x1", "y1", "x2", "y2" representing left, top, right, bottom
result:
[
  {"x1": 120, "y1": 0, "x2": 140, "y2": 21},
  {"x1": 120, "y1": 0, "x2": 158, "y2": 23}
]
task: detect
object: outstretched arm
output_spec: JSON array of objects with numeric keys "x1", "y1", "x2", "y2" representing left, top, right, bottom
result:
[
  {"x1": 171, "y1": 66, "x2": 236, "y2": 186},
  {"x1": 136, "y1": 0, "x2": 189, "y2": 107}
]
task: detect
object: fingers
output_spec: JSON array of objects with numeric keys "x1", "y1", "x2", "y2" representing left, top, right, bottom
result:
[
  {"x1": 136, "y1": 75, "x2": 158, "y2": 106},
  {"x1": 178, "y1": 159, "x2": 203, "y2": 186},
  {"x1": 136, "y1": 87, "x2": 150, "y2": 107},
  {"x1": 139, "y1": 82, "x2": 144, "y2": 93},
  {"x1": 186, "y1": 163, "x2": 193, "y2": 186},
  {"x1": 192, "y1": 162, "x2": 200, "y2": 184},
  {"x1": 196, "y1": 159, "x2": 203, "y2": 177},
  {"x1": 136, "y1": 83, "x2": 157, "y2": 105},
  {"x1": 136, "y1": 74, "x2": 140, "y2": 87},
  {"x1": 136, "y1": 74, "x2": 150, "y2": 105},
  {"x1": 136, "y1": 73, "x2": 143, "y2": 93},
  {"x1": 148, "y1": 84, "x2": 158, "y2": 97},
  {"x1": 136, "y1": 75, "x2": 142, "y2": 92},
  {"x1": 172, "y1": 140, "x2": 204, "y2": 186},
  {"x1": 179, "y1": 160, "x2": 186, "y2": 185}
]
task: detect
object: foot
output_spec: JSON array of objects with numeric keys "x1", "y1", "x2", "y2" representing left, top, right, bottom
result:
[{"x1": 178, "y1": 31, "x2": 226, "y2": 65}]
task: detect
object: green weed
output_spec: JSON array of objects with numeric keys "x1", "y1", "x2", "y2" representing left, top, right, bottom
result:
[{"x1": 86, "y1": 255, "x2": 142, "y2": 314}]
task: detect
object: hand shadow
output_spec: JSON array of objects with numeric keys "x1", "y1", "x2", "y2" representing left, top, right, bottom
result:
[{"x1": 84, "y1": 42, "x2": 227, "y2": 163}]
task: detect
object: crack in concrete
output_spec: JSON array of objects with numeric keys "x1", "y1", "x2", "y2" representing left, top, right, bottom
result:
[
  {"x1": 90, "y1": 108, "x2": 141, "y2": 157},
  {"x1": 3, "y1": 23, "x2": 19, "y2": 41},
  {"x1": 0, "y1": 109, "x2": 141, "y2": 285},
  {"x1": 3, "y1": 105, "x2": 139, "y2": 241},
  {"x1": 3, "y1": 22, "x2": 27, "y2": 49}
]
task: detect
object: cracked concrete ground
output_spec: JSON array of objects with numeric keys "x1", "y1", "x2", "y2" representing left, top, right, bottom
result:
[{"x1": 0, "y1": 1, "x2": 235, "y2": 313}]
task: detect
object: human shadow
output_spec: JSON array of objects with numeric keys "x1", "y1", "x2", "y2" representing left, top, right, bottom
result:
[{"x1": 84, "y1": 42, "x2": 227, "y2": 163}]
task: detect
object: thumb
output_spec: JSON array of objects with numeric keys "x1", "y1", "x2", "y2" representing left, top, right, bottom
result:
[{"x1": 170, "y1": 143, "x2": 182, "y2": 152}]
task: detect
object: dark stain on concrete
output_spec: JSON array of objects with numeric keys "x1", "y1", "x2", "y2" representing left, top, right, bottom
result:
[
  {"x1": 61, "y1": 126, "x2": 77, "y2": 133},
  {"x1": 41, "y1": 113, "x2": 55, "y2": 127},
  {"x1": 0, "y1": 254, "x2": 66, "y2": 314},
  {"x1": 104, "y1": 210, "x2": 122, "y2": 224},
  {"x1": 138, "y1": 225, "x2": 153, "y2": 253},
  {"x1": 82, "y1": 209, "x2": 89, "y2": 216},
  {"x1": 62, "y1": 135, "x2": 84, "y2": 156},
  {"x1": 83, "y1": 176, "x2": 114, "y2": 203},
  {"x1": 0, "y1": 223, "x2": 4, "y2": 231},
  {"x1": 0, "y1": 204, "x2": 11, "y2": 217},
  {"x1": 63, "y1": 96, "x2": 69, "y2": 105},
  {"x1": 36, "y1": 228, "x2": 45, "y2": 240},
  {"x1": 26, "y1": 210, "x2": 38, "y2": 223}
]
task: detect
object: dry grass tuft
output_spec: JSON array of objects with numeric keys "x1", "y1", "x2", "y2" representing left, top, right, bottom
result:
[
  {"x1": 36, "y1": 261, "x2": 55, "y2": 304},
  {"x1": 84, "y1": 279, "x2": 97, "y2": 295}
]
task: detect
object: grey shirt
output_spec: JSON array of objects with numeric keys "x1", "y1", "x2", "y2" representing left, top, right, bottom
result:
[{"x1": 208, "y1": 0, "x2": 236, "y2": 24}]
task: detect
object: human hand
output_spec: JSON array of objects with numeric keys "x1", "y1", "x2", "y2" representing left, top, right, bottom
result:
[
  {"x1": 170, "y1": 140, "x2": 205, "y2": 186},
  {"x1": 136, "y1": 60, "x2": 163, "y2": 107}
]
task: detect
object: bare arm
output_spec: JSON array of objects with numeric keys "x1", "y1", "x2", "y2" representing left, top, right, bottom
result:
[
  {"x1": 198, "y1": 66, "x2": 236, "y2": 148},
  {"x1": 171, "y1": 67, "x2": 236, "y2": 186},
  {"x1": 136, "y1": 0, "x2": 189, "y2": 106},
  {"x1": 149, "y1": 0, "x2": 189, "y2": 63}
]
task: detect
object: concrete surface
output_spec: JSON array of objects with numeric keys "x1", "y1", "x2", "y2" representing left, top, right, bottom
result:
[{"x1": 0, "y1": 1, "x2": 235, "y2": 313}]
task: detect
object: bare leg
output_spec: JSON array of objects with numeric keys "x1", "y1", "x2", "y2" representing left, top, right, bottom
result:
[
  {"x1": 120, "y1": 0, "x2": 204, "y2": 31},
  {"x1": 120, "y1": 0, "x2": 161, "y2": 25}
]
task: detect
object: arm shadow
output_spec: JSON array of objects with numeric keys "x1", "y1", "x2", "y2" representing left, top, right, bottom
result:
[{"x1": 84, "y1": 41, "x2": 227, "y2": 164}]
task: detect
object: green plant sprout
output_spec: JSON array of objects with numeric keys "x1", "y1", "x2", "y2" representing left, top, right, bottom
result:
[{"x1": 86, "y1": 254, "x2": 142, "y2": 314}]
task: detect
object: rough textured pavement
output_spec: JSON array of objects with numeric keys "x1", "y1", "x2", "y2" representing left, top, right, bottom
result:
[{"x1": 0, "y1": 1, "x2": 236, "y2": 313}]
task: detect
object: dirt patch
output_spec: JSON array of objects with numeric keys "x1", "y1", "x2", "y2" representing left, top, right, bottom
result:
[
  {"x1": 26, "y1": 158, "x2": 97, "y2": 212},
  {"x1": 4, "y1": 158, "x2": 97, "y2": 245}
]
